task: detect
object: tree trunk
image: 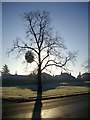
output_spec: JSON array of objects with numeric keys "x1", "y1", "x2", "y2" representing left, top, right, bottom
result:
[
  {"x1": 37, "y1": 64, "x2": 42, "y2": 94},
  {"x1": 37, "y1": 51, "x2": 42, "y2": 94}
]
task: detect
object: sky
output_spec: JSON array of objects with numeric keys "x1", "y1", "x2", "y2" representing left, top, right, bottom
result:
[{"x1": 1, "y1": 2, "x2": 88, "y2": 77}]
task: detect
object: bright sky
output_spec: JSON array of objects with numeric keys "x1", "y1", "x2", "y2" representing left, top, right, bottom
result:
[{"x1": 1, "y1": 2, "x2": 88, "y2": 77}]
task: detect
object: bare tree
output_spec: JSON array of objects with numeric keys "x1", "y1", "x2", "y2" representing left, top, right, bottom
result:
[
  {"x1": 8, "y1": 11, "x2": 77, "y2": 93},
  {"x1": 82, "y1": 58, "x2": 90, "y2": 72}
]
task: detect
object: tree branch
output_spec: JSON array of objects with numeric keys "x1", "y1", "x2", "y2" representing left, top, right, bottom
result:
[
  {"x1": 25, "y1": 15, "x2": 40, "y2": 50},
  {"x1": 41, "y1": 52, "x2": 77, "y2": 71},
  {"x1": 41, "y1": 53, "x2": 49, "y2": 65},
  {"x1": 8, "y1": 40, "x2": 38, "y2": 55}
]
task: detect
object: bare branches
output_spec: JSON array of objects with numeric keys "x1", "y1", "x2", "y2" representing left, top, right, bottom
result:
[
  {"x1": 41, "y1": 51, "x2": 77, "y2": 71},
  {"x1": 24, "y1": 13, "x2": 39, "y2": 49},
  {"x1": 82, "y1": 58, "x2": 90, "y2": 72},
  {"x1": 24, "y1": 11, "x2": 52, "y2": 51},
  {"x1": 8, "y1": 38, "x2": 38, "y2": 55},
  {"x1": 8, "y1": 10, "x2": 78, "y2": 75},
  {"x1": 41, "y1": 52, "x2": 49, "y2": 65}
]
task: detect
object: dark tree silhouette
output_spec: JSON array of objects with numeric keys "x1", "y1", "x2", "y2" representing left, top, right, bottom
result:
[
  {"x1": 8, "y1": 11, "x2": 77, "y2": 94},
  {"x1": 2, "y1": 64, "x2": 10, "y2": 75}
]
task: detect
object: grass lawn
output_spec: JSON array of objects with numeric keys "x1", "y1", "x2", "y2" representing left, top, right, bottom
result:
[
  {"x1": 1, "y1": 85, "x2": 89, "y2": 100},
  {"x1": 43, "y1": 86, "x2": 89, "y2": 98}
]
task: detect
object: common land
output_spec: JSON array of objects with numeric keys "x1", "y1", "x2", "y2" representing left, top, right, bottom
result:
[{"x1": 1, "y1": 73, "x2": 90, "y2": 101}]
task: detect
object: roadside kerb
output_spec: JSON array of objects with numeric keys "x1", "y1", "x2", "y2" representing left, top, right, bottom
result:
[{"x1": 2, "y1": 92, "x2": 89, "y2": 103}]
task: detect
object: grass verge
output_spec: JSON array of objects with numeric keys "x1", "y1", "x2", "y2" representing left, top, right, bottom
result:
[{"x1": 1, "y1": 86, "x2": 89, "y2": 101}]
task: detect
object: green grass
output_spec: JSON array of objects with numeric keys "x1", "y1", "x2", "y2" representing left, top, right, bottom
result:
[
  {"x1": 1, "y1": 85, "x2": 89, "y2": 100},
  {"x1": 43, "y1": 86, "x2": 89, "y2": 98},
  {"x1": 1, "y1": 87, "x2": 37, "y2": 99}
]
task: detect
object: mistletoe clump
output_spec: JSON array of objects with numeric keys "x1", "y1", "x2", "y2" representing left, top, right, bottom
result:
[{"x1": 25, "y1": 51, "x2": 34, "y2": 63}]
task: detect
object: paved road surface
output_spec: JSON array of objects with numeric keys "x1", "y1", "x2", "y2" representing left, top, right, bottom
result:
[{"x1": 2, "y1": 94, "x2": 89, "y2": 118}]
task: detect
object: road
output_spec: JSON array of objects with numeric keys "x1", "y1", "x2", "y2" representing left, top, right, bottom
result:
[{"x1": 2, "y1": 94, "x2": 89, "y2": 118}]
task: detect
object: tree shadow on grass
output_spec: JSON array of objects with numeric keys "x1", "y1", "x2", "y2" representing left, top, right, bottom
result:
[{"x1": 32, "y1": 90, "x2": 42, "y2": 119}]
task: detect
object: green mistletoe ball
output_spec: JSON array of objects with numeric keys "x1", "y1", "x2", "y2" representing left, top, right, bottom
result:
[{"x1": 25, "y1": 51, "x2": 34, "y2": 63}]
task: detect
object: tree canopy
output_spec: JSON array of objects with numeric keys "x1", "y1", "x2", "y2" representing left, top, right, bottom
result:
[
  {"x1": 8, "y1": 10, "x2": 77, "y2": 73},
  {"x1": 8, "y1": 10, "x2": 77, "y2": 93}
]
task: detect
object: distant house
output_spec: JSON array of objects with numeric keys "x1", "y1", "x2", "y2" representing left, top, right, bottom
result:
[
  {"x1": 77, "y1": 72, "x2": 90, "y2": 80},
  {"x1": 2, "y1": 74, "x2": 30, "y2": 81},
  {"x1": 54, "y1": 72, "x2": 75, "y2": 81},
  {"x1": 81, "y1": 72, "x2": 90, "y2": 80},
  {"x1": 77, "y1": 72, "x2": 82, "y2": 79},
  {"x1": 40, "y1": 72, "x2": 52, "y2": 83},
  {"x1": 2, "y1": 73, "x2": 37, "y2": 86}
]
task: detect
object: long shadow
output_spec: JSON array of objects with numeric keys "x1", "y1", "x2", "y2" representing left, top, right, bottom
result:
[{"x1": 32, "y1": 90, "x2": 42, "y2": 119}]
